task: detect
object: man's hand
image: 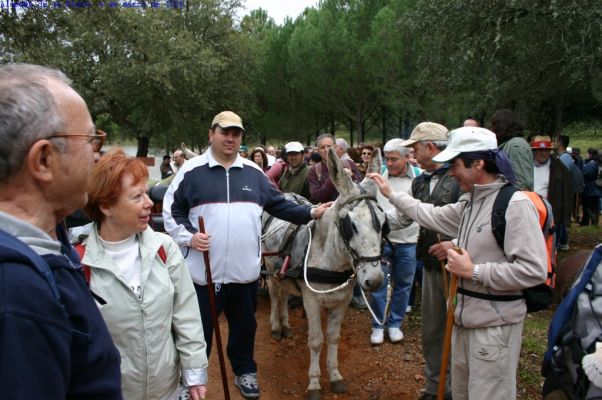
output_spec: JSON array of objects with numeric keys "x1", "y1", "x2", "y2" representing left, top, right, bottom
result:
[
  {"x1": 428, "y1": 241, "x2": 455, "y2": 261},
  {"x1": 312, "y1": 201, "x2": 334, "y2": 219},
  {"x1": 190, "y1": 232, "x2": 211, "y2": 252},
  {"x1": 189, "y1": 385, "x2": 207, "y2": 400},
  {"x1": 367, "y1": 173, "x2": 393, "y2": 198},
  {"x1": 445, "y1": 247, "x2": 474, "y2": 279}
]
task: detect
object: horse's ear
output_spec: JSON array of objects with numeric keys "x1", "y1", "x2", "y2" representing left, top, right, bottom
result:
[
  {"x1": 326, "y1": 148, "x2": 355, "y2": 196},
  {"x1": 360, "y1": 147, "x2": 382, "y2": 193},
  {"x1": 367, "y1": 148, "x2": 382, "y2": 175}
]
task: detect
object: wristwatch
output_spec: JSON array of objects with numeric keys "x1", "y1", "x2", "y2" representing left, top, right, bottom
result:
[{"x1": 472, "y1": 264, "x2": 480, "y2": 286}]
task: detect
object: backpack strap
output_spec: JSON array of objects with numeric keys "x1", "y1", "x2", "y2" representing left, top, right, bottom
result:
[
  {"x1": 73, "y1": 243, "x2": 91, "y2": 284},
  {"x1": 315, "y1": 162, "x2": 322, "y2": 181},
  {"x1": 491, "y1": 183, "x2": 518, "y2": 249},
  {"x1": 0, "y1": 229, "x2": 61, "y2": 302},
  {"x1": 74, "y1": 242, "x2": 167, "y2": 285},
  {"x1": 157, "y1": 245, "x2": 167, "y2": 264}
]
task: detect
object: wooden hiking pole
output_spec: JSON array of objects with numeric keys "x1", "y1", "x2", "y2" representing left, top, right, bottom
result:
[
  {"x1": 437, "y1": 247, "x2": 462, "y2": 400},
  {"x1": 199, "y1": 217, "x2": 230, "y2": 400}
]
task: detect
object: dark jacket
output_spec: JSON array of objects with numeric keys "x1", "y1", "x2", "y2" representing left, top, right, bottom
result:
[
  {"x1": 279, "y1": 163, "x2": 310, "y2": 199},
  {"x1": 583, "y1": 159, "x2": 601, "y2": 198},
  {"x1": 411, "y1": 165, "x2": 461, "y2": 270},
  {"x1": 545, "y1": 156, "x2": 574, "y2": 225},
  {"x1": 0, "y1": 224, "x2": 122, "y2": 399}
]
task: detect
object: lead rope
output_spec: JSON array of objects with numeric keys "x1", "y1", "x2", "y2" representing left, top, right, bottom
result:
[
  {"x1": 359, "y1": 270, "x2": 391, "y2": 327},
  {"x1": 303, "y1": 226, "x2": 391, "y2": 326}
]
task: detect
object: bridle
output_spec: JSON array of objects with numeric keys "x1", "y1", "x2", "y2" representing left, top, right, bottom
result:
[{"x1": 335, "y1": 189, "x2": 390, "y2": 267}]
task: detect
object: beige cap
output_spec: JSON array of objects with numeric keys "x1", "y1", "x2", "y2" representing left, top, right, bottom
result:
[
  {"x1": 400, "y1": 122, "x2": 449, "y2": 147},
  {"x1": 211, "y1": 111, "x2": 245, "y2": 132}
]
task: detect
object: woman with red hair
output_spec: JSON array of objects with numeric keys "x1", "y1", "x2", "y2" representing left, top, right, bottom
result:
[{"x1": 76, "y1": 148, "x2": 209, "y2": 400}]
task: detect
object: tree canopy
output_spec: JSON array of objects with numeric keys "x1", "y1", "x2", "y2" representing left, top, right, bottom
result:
[{"x1": 1, "y1": 0, "x2": 600, "y2": 153}]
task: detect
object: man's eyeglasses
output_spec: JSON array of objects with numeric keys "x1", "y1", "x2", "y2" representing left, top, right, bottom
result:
[
  {"x1": 362, "y1": 151, "x2": 372, "y2": 156},
  {"x1": 48, "y1": 130, "x2": 107, "y2": 152}
]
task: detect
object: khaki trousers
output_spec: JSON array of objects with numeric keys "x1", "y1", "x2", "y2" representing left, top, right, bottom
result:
[{"x1": 451, "y1": 321, "x2": 524, "y2": 400}]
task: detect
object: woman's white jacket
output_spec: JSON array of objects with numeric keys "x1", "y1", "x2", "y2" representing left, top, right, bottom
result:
[{"x1": 79, "y1": 224, "x2": 208, "y2": 400}]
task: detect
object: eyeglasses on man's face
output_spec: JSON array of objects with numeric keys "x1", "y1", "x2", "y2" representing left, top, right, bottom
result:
[
  {"x1": 48, "y1": 130, "x2": 107, "y2": 152},
  {"x1": 362, "y1": 151, "x2": 372, "y2": 156}
]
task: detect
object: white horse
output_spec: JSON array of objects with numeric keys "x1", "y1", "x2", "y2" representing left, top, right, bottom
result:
[{"x1": 261, "y1": 148, "x2": 386, "y2": 400}]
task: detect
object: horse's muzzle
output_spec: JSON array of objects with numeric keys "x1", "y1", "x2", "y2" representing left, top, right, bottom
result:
[{"x1": 356, "y1": 260, "x2": 384, "y2": 292}]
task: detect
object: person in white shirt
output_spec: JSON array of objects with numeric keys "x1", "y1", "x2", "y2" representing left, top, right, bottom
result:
[{"x1": 369, "y1": 139, "x2": 420, "y2": 345}]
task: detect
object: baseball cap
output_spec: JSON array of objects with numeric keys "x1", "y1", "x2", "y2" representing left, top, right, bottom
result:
[
  {"x1": 432, "y1": 127, "x2": 498, "y2": 163},
  {"x1": 211, "y1": 111, "x2": 245, "y2": 132},
  {"x1": 285, "y1": 141, "x2": 304, "y2": 154},
  {"x1": 400, "y1": 122, "x2": 449, "y2": 147},
  {"x1": 238, "y1": 144, "x2": 249, "y2": 152}
]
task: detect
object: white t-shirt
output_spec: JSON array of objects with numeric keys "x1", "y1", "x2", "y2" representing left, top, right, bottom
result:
[
  {"x1": 534, "y1": 159, "x2": 551, "y2": 199},
  {"x1": 99, "y1": 235, "x2": 142, "y2": 298}
]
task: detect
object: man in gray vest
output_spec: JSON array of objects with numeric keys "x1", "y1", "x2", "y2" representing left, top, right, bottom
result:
[{"x1": 401, "y1": 122, "x2": 460, "y2": 400}]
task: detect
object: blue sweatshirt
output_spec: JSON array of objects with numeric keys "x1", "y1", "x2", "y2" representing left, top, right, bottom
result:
[{"x1": 0, "y1": 217, "x2": 122, "y2": 399}]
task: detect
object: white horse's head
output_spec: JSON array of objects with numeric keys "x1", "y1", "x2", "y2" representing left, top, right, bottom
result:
[{"x1": 327, "y1": 148, "x2": 386, "y2": 292}]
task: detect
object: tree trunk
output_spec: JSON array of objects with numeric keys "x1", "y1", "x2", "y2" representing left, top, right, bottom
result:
[
  {"x1": 553, "y1": 96, "x2": 564, "y2": 135},
  {"x1": 382, "y1": 106, "x2": 387, "y2": 145},
  {"x1": 136, "y1": 136, "x2": 150, "y2": 157},
  {"x1": 349, "y1": 118, "x2": 354, "y2": 147}
]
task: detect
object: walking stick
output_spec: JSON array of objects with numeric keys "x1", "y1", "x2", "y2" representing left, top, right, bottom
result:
[
  {"x1": 436, "y1": 247, "x2": 462, "y2": 400},
  {"x1": 198, "y1": 217, "x2": 230, "y2": 400}
]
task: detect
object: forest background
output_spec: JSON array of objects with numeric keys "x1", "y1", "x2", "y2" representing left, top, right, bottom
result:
[{"x1": 1, "y1": 0, "x2": 601, "y2": 156}]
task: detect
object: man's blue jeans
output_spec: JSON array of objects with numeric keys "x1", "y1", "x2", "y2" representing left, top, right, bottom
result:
[{"x1": 370, "y1": 242, "x2": 417, "y2": 328}]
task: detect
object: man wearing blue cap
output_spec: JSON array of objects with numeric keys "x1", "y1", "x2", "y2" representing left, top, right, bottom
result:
[{"x1": 369, "y1": 127, "x2": 547, "y2": 400}]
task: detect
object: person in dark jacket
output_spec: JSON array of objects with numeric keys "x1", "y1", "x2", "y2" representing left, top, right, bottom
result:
[
  {"x1": 401, "y1": 122, "x2": 461, "y2": 400},
  {"x1": 581, "y1": 148, "x2": 601, "y2": 226},
  {"x1": 0, "y1": 63, "x2": 122, "y2": 399},
  {"x1": 530, "y1": 135, "x2": 574, "y2": 246}
]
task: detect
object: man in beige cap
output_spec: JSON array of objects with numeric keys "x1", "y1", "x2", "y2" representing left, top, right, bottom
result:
[
  {"x1": 163, "y1": 111, "x2": 330, "y2": 399},
  {"x1": 400, "y1": 122, "x2": 460, "y2": 400}
]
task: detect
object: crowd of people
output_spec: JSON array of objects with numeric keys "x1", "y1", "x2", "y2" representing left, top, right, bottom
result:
[{"x1": 1, "y1": 62, "x2": 601, "y2": 400}]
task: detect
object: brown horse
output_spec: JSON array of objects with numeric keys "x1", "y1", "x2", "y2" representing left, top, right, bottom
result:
[{"x1": 554, "y1": 249, "x2": 593, "y2": 302}]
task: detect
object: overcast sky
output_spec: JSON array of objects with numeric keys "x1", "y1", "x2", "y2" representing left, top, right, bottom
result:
[{"x1": 241, "y1": 0, "x2": 318, "y2": 24}]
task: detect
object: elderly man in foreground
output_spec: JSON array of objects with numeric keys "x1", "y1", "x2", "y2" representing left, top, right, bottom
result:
[{"x1": 0, "y1": 64, "x2": 122, "y2": 398}]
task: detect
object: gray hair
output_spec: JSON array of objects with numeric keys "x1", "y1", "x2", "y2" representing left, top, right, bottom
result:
[
  {"x1": 418, "y1": 140, "x2": 448, "y2": 151},
  {"x1": 315, "y1": 133, "x2": 335, "y2": 146},
  {"x1": 383, "y1": 138, "x2": 410, "y2": 157},
  {"x1": 335, "y1": 138, "x2": 348, "y2": 151},
  {"x1": 0, "y1": 64, "x2": 70, "y2": 182}
]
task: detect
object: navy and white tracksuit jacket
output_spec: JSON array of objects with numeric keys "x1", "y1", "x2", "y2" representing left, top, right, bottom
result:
[{"x1": 163, "y1": 149, "x2": 312, "y2": 286}]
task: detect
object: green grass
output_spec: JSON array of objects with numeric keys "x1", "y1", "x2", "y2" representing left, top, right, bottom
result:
[{"x1": 518, "y1": 310, "x2": 554, "y2": 399}]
